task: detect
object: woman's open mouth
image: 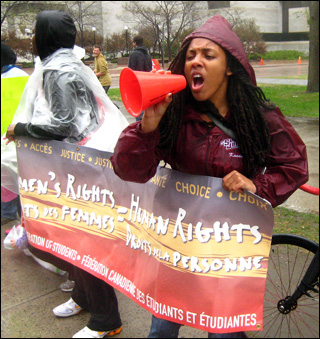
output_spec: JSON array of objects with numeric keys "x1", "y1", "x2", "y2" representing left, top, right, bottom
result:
[{"x1": 192, "y1": 74, "x2": 204, "y2": 92}]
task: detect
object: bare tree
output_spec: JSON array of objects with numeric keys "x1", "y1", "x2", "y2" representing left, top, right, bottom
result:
[
  {"x1": 123, "y1": 1, "x2": 207, "y2": 61},
  {"x1": 1, "y1": 1, "x2": 29, "y2": 28},
  {"x1": 211, "y1": 7, "x2": 266, "y2": 58},
  {"x1": 104, "y1": 31, "x2": 131, "y2": 58},
  {"x1": 136, "y1": 24, "x2": 161, "y2": 58},
  {"x1": 1, "y1": 1, "x2": 62, "y2": 59},
  {"x1": 307, "y1": 1, "x2": 319, "y2": 93},
  {"x1": 79, "y1": 29, "x2": 103, "y2": 56},
  {"x1": 65, "y1": 1, "x2": 100, "y2": 47},
  {"x1": 1, "y1": 1, "x2": 66, "y2": 41},
  {"x1": 122, "y1": 2, "x2": 163, "y2": 56}
]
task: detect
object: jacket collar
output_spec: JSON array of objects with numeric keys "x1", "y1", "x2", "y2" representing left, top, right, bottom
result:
[{"x1": 184, "y1": 101, "x2": 230, "y2": 124}]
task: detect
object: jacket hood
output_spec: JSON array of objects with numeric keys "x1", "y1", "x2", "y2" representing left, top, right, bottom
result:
[
  {"x1": 182, "y1": 15, "x2": 256, "y2": 85},
  {"x1": 1, "y1": 42, "x2": 17, "y2": 68},
  {"x1": 135, "y1": 46, "x2": 149, "y2": 54},
  {"x1": 35, "y1": 10, "x2": 76, "y2": 60}
]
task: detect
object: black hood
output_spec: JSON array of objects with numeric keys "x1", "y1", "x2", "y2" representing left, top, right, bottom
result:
[
  {"x1": 1, "y1": 42, "x2": 16, "y2": 68},
  {"x1": 135, "y1": 46, "x2": 149, "y2": 54},
  {"x1": 35, "y1": 10, "x2": 76, "y2": 60}
]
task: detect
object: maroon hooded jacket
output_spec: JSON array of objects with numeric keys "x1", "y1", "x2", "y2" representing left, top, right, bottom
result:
[{"x1": 111, "y1": 16, "x2": 308, "y2": 208}]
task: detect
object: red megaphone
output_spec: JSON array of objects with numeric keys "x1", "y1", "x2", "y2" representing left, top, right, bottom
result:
[{"x1": 120, "y1": 67, "x2": 187, "y2": 117}]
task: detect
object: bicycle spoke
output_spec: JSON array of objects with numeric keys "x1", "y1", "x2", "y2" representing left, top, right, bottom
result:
[
  {"x1": 288, "y1": 310, "x2": 305, "y2": 337},
  {"x1": 276, "y1": 247, "x2": 290, "y2": 296},
  {"x1": 252, "y1": 235, "x2": 319, "y2": 338},
  {"x1": 291, "y1": 303, "x2": 319, "y2": 337}
]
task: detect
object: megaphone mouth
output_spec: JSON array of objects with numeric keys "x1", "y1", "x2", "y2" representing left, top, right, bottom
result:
[{"x1": 120, "y1": 68, "x2": 143, "y2": 117}]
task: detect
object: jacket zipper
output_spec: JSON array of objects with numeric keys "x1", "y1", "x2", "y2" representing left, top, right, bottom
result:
[{"x1": 205, "y1": 135, "x2": 213, "y2": 175}]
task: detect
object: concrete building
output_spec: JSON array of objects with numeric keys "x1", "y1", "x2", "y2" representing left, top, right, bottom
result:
[
  {"x1": 98, "y1": 1, "x2": 310, "y2": 54},
  {"x1": 1, "y1": 1, "x2": 310, "y2": 57},
  {"x1": 208, "y1": 1, "x2": 310, "y2": 54}
]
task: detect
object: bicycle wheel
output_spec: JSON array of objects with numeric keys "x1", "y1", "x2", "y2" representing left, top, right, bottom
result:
[{"x1": 248, "y1": 234, "x2": 319, "y2": 338}]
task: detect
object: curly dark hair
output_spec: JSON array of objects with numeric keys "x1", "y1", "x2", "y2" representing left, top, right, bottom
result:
[{"x1": 157, "y1": 39, "x2": 274, "y2": 178}]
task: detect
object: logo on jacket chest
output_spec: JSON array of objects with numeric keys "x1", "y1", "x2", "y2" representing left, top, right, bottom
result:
[{"x1": 220, "y1": 138, "x2": 243, "y2": 158}]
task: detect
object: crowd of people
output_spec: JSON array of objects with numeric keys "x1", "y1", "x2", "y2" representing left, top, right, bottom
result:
[{"x1": 2, "y1": 10, "x2": 308, "y2": 339}]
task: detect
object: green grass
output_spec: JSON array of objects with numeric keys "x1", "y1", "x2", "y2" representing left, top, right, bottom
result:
[
  {"x1": 258, "y1": 50, "x2": 309, "y2": 60},
  {"x1": 108, "y1": 88, "x2": 122, "y2": 101},
  {"x1": 273, "y1": 207, "x2": 319, "y2": 243},
  {"x1": 260, "y1": 85, "x2": 319, "y2": 118}
]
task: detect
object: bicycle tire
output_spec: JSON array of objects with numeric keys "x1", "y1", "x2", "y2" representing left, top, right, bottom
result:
[{"x1": 247, "y1": 234, "x2": 319, "y2": 338}]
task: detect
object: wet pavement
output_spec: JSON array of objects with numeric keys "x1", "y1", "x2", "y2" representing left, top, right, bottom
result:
[{"x1": 1, "y1": 60, "x2": 318, "y2": 338}]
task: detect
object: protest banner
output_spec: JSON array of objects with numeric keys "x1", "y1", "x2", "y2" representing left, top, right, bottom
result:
[{"x1": 16, "y1": 137, "x2": 274, "y2": 333}]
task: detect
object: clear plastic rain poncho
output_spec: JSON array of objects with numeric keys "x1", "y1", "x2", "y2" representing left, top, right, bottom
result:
[{"x1": 2, "y1": 27, "x2": 128, "y2": 194}]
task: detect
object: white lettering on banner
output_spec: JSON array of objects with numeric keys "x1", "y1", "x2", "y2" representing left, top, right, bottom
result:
[
  {"x1": 172, "y1": 252, "x2": 263, "y2": 273},
  {"x1": 26, "y1": 232, "x2": 79, "y2": 262},
  {"x1": 26, "y1": 232, "x2": 45, "y2": 247},
  {"x1": 200, "y1": 313, "x2": 257, "y2": 329},
  {"x1": 173, "y1": 208, "x2": 262, "y2": 244},
  {"x1": 19, "y1": 177, "x2": 48, "y2": 194},
  {"x1": 127, "y1": 197, "x2": 262, "y2": 245},
  {"x1": 108, "y1": 270, "x2": 136, "y2": 298},
  {"x1": 52, "y1": 242, "x2": 78, "y2": 261},
  {"x1": 128, "y1": 194, "x2": 169, "y2": 235},
  {"x1": 22, "y1": 204, "x2": 40, "y2": 219},
  {"x1": 123, "y1": 196, "x2": 265, "y2": 274},
  {"x1": 126, "y1": 224, "x2": 263, "y2": 274},
  {"x1": 65, "y1": 174, "x2": 115, "y2": 206},
  {"x1": 61, "y1": 206, "x2": 115, "y2": 231},
  {"x1": 126, "y1": 224, "x2": 152, "y2": 255},
  {"x1": 146, "y1": 294, "x2": 184, "y2": 321},
  {"x1": 81, "y1": 255, "x2": 109, "y2": 276}
]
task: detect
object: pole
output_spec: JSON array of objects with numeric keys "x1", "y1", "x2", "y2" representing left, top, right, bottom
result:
[
  {"x1": 162, "y1": 23, "x2": 165, "y2": 69},
  {"x1": 126, "y1": 30, "x2": 128, "y2": 55},
  {"x1": 124, "y1": 26, "x2": 128, "y2": 56},
  {"x1": 92, "y1": 27, "x2": 96, "y2": 46}
]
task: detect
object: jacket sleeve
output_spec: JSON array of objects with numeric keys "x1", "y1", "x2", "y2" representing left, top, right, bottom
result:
[
  {"x1": 111, "y1": 122, "x2": 163, "y2": 183},
  {"x1": 14, "y1": 70, "x2": 99, "y2": 142},
  {"x1": 252, "y1": 107, "x2": 308, "y2": 207},
  {"x1": 14, "y1": 122, "x2": 65, "y2": 140}
]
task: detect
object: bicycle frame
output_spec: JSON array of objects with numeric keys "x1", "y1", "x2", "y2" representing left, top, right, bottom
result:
[{"x1": 299, "y1": 184, "x2": 319, "y2": 196}]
